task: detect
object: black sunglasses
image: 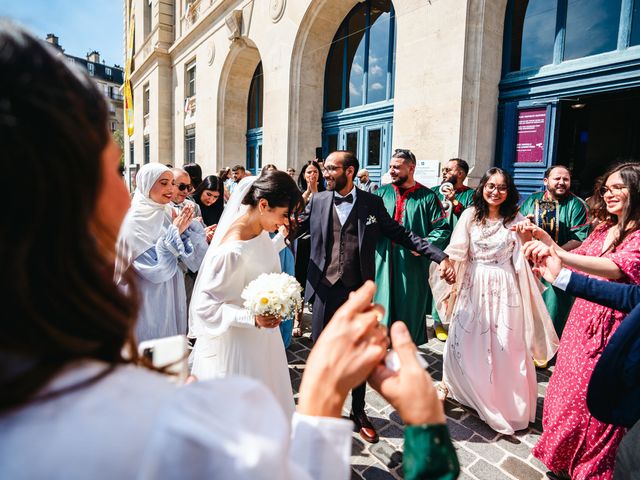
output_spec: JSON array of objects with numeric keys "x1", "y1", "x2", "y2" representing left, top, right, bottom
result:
[{"x1": 177, "y1": 183, "x2": 194, "y2": 192}]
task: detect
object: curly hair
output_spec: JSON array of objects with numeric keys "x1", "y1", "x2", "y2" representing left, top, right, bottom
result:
[{"x1": 588, "y1": 162, "x2": 640, "y2": 252}]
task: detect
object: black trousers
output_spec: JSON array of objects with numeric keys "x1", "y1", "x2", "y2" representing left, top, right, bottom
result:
[{"x1": 312, "y1": 280, "x2": 366, "y2": 413}]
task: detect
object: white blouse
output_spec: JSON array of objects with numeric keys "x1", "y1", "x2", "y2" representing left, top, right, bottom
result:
[{"x1": 0, "y1": 361, "x2": 352, "y2": 480}]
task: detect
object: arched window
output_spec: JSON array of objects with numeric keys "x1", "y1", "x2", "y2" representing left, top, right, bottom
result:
[
  {"x1": 325, "y1": 0, "x2": 395, "y2": 112},
  {"x1": 246, "y1": 62, "x2": 263, "y2": 174},
  {"x1": 323, "y1": 0, "x2": 395, "y2": 183},
  {"x1": 507, "y1": 0, "x2": 625, "y2": 73}
]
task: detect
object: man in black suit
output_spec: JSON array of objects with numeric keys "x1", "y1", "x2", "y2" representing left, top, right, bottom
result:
[{"x1": 297, "y1": 150, "x2": 455, "y2": 443}]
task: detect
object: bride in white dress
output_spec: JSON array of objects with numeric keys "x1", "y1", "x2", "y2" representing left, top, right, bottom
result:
[
  {"x1": 434, "y1": 168, "x2": 558, "y2": 434},
  {"x1": 189, "y1": 172, "x2": 304, "y2": 418}
]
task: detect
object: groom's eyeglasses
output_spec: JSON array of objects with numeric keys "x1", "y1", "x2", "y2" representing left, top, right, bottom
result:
[{"x1": 177, "y1": 183, "x2": 194, "y2": 192}]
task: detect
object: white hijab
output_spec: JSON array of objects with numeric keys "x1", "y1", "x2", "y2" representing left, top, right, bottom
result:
[{"x1": 115, "y1": 163, "x2": 173, "y2": 283}]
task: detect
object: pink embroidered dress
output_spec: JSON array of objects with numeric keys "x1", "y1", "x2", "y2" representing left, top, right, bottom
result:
[{"x1": 532, "y1": 224, "x2": 640, "y2": 479}]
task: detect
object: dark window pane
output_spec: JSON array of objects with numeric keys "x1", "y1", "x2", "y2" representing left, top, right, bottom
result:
[
  {"x1": 185, "y1": 128, "x2": 196, "y2": 164},
  {"x1": 346, "y1": 5, "x2": 366, "y2": 108},
  {"x1": 325, "y1": 30, "x2": 345, "y2": 112},
  {"x1": 631, "y1": 0, "x2": 640, "y2": 46},
  {"x1": 366, "y1": 129, "x2": 381, "y2": 166},
  {"x1": 129, "y1": 142, "x2": 134, "y2": 165},
  {"x1": 346, "y1": 131, "x2": 359, "y2": 155},
  {"x1": 247, "y1": 147, "x2": 256, "y2": 171},
  {"x1": 565, "y1": 0, "x2": 622, "y2": 60},
  {"x1": 143, "y1": 137, "x2": 150, "y2": 164},
  {"x1": 521, "y1": 0, "x2": 557, "y2": 69},
  {"x1": 327, "y1": 134, "x2": 338, "y2": 154},
  {"x1": 367, "y1": 1, "x2": 392, "y2": 103},
  {"x1": 258, "y1": 145, "x2": 262, "y2": 170},
  {"x1": 247, "y1": 63, "x2": 263, "y2": 129}
]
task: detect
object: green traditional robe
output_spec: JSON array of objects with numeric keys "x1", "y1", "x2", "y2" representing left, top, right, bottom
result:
[
  {"x1": 431, "y1": 185, "x2": 474, "y2": 231},
  {"x1": 520, "y1": 191, "x2": 590, "y2": 337},
  {"x1": 404, "y1": 424, "x2": 460, "y2": 480},
  {"x1": 374, "y1": 183, "x2": 451, "y2": 345},
  {"x1": 430, "y1": 185, "x2": 474, "y2": 323}
]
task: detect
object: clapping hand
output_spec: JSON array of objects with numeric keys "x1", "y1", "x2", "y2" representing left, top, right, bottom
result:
[{"x1": 173, "y1": 203, "x2": 194, "y2": 234}]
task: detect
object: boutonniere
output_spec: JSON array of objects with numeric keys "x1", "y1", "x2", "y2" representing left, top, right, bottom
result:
[{"x1": 366, "y1": 215, "x2": 377, "y2": 226}]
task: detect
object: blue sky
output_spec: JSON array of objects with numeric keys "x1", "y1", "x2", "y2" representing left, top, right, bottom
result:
[{"x1": 1, "y1": 0, "x2": 124, "y2": 67}]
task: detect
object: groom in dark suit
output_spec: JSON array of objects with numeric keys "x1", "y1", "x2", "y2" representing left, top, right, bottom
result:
[{"x1": 297, "y1": 150, "x2": 455, "y2": 443}]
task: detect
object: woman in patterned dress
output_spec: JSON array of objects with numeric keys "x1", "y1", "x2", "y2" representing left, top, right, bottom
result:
[
  {"x1": 435, "y1": 168, "x2": 558, "y2": 435},
  {"x1": 524, "y1": 163, "x2": 640, "y2": 479}
]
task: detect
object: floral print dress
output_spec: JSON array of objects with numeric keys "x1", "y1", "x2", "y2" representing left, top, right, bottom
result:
[{"x1": 532, "y1": 224, "x2": 640, "y2": 479}]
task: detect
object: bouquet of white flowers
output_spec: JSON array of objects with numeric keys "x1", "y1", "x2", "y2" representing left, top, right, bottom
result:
[{"x1": 242, "y1": 272, "x2": 303, "y2": 320}]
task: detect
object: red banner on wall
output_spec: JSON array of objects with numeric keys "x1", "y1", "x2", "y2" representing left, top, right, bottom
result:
[{"x1": 516, "y1": 108, "x2": 547, "y2": 163}]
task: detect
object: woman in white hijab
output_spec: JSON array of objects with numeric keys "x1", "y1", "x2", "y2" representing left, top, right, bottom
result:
[{"x1": 117, "y1": 163, "x2": 201, "y2": 342}]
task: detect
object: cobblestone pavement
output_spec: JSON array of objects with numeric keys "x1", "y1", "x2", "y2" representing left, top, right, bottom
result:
[{"x1": 288, "y1": 315, "x2": 553, "y2": 480}]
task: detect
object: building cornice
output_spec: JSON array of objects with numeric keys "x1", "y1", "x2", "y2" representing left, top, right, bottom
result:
[{"x1": 168, "y1": 0, "x2": 240, "y2": 58}]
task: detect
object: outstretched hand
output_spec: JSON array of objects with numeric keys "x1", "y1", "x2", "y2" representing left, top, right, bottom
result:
[
  {"x1": 523, "y1": 239, "x2": 553, "y2": 265},
  {"x1": 531, "y1": 246, "x2": 563, "y2": 284},
  {"x1": 511, "y1": 220, "x2": 552, "y2": 246},
  {"x1": 369, "y1": 322, "x2": 445, "y2": 425},
  {"x1": 298, "y1": 281, "x2": 389, "y2": 418},
  {"x1": 439, "y1": 258, "x2": 456, "y2": 284}
]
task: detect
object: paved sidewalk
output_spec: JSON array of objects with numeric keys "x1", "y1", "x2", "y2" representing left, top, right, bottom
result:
[{"x1": 287, "y1": 316, "x2": 552, "y2": 480}]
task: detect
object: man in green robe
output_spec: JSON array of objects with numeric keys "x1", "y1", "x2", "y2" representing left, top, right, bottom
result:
[
  {"x1": 520, "y1": 165, "x2": 590, "y2": 337},
  {"x1": 430, "y1": 158, "x2": 474, "y2": 340},
  {"x1": 374, "y1": 149, "x2": 451, "y2": 345}
]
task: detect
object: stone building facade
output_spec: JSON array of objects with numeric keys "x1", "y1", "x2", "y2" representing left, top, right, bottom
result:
[
  {"x1": 46, "y1": 34, "x2": 125, "y2": 135},
  {"x1": 124, "y1": 0, "x2": 640, "y2": 192}
]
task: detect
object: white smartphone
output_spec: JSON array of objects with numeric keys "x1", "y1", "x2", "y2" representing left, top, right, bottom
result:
[{"x1": 138, "y1": 335, "x2": 189, "y2": 384}]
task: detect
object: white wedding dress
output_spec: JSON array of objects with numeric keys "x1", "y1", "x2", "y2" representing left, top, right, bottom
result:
[{"x1": 189, "y1": 178, "x2": 295, "y2": 418}]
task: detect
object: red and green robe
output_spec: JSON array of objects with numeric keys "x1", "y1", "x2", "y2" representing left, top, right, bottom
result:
[
  {"x1": 520, "y1": 191, "x2": 590, "y2": 337},
  {"x1": 431, "y1": 184, "x2": 474, "y2": 230},
  {"x1": 374, "y1": 183, "x2": 451, "y2": 345}
]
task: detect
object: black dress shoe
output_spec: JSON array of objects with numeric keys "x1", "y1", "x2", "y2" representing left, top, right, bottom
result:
[{"x1": 350, "y1": 410, "x2": 379, "y2": 444}]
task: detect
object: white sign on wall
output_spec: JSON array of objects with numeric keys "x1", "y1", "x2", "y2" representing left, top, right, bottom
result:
[{"x1": 413, "y1": 160, "x2": 441, "y2": 188}]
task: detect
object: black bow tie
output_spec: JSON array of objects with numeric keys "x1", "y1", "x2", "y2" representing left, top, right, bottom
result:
[{"x1": 334, "y1": 194, "x2": 353, "y2": 206}]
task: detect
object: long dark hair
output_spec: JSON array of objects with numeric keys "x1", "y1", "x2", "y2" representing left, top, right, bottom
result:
[
  {"x1": 589, "y1": 162, "x2": 640, "y2": 252},
  {"x1": 0, "y1": 23, "x2": 139, "y2": 412},
  {"x1": 472, "y1": 167, "x2": 520, "y2": 225},
  {"x1": 297, "y1": 161, "x2": 326, "y2": 192},
  {"x1": 193, "y1": 175, "x2": 225, "y2": 226},
  {"x1": 242, "y1": 171, "x2": 304, "y2": 243},
  {"x1": 184, "y1": 163, "x2": 202, "y2": 189}
]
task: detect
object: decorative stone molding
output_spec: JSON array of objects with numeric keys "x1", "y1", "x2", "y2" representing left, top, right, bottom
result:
[
  {"x1": 225, "y1": 10, "x2": 243, "y2": 41},
  {"x1": 207, "y1": 41, "x2": 216, "y2": 66},
  {"x1": 270, "y1": 0, "x2": 286, "y2": 23}
]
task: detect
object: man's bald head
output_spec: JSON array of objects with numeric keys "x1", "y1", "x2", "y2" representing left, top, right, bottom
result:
[{"x1": 171, "y1": 168, "x2": 194, "y2": 204}]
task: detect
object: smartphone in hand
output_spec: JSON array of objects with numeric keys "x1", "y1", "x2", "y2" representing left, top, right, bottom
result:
[{"x1": 138, "y1": 335, "x2": 189, "y2": 384}]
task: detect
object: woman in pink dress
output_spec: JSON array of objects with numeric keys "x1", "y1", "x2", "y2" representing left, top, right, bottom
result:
[{"x1": 523, "y1": 162, "x2": 640, "y2": 479}]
